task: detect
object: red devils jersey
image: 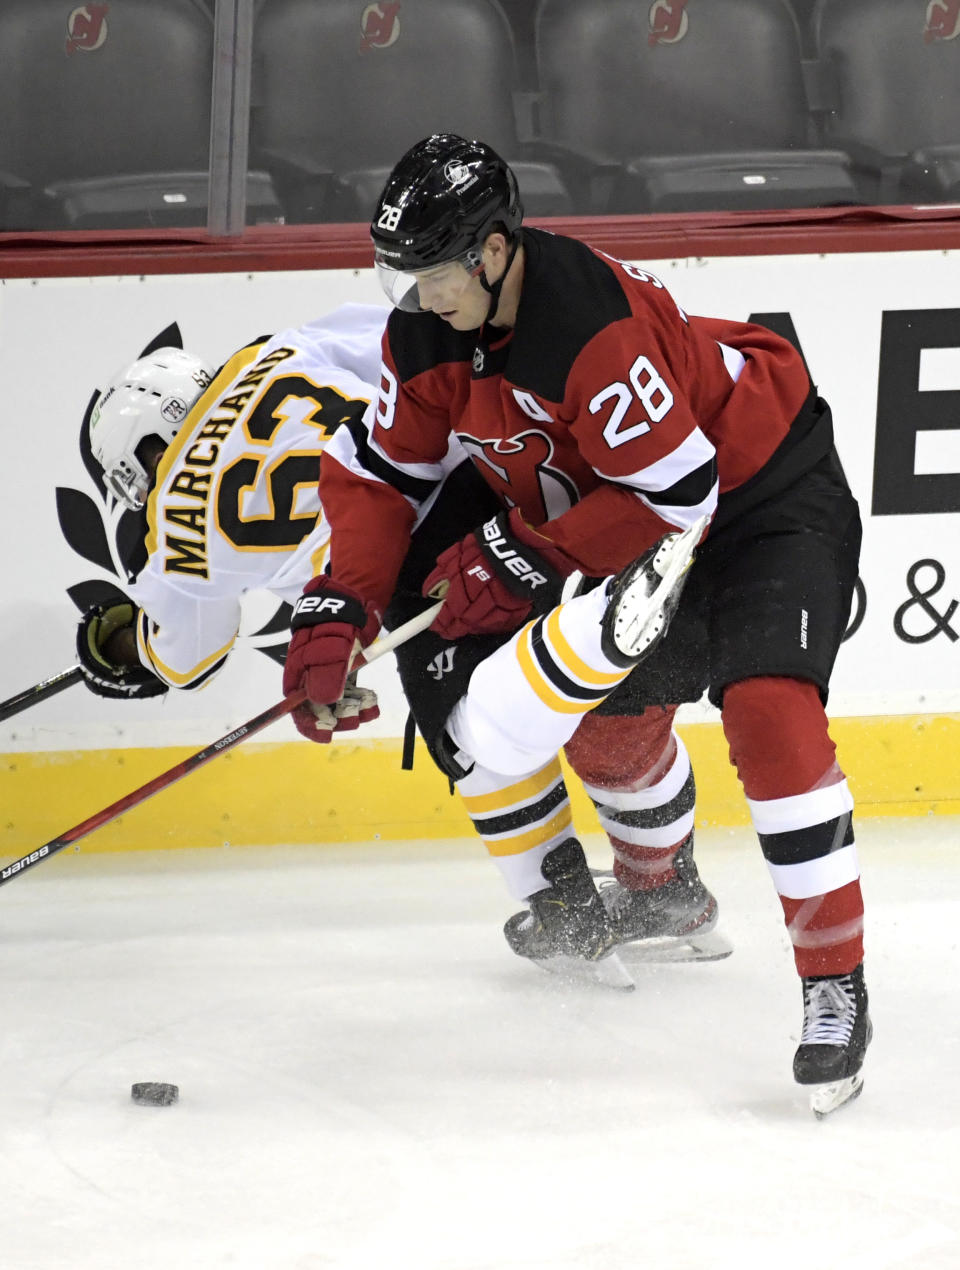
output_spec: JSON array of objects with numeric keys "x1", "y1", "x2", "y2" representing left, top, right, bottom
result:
[{"x1": 321, "y1": 227, "x2": 812, "y2": 612}]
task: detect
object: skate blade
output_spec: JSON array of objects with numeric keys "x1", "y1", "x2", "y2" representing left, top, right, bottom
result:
[
  {"x1": 809, "y1": 1073, "x2": 865, "y2": 1118},
  {"x1": 615, "y1": 515, "x2": 709, "y2": 657},
  {"x1": 651, "y1": 514, "x2": 709, "y2": 597},
  {"x1": 528, "y1": 949, "x2": 635, "y2": 992},
  {"x1": 616, "y1": 928, "x2": 734, "y2": 965}
]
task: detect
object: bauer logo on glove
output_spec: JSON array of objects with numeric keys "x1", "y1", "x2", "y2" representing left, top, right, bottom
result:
[
  {"x1": 283, "y1": 576, "x2": 382, "y2": 743},
  {"x1": 290, "y1": 587, "x2": 368, "y2": 631},
  {"x1": 423, "y1": 507, "x2": 575, "y2": 641},
  {"x1": 479, "y1": 516, "x2": 553, "y2": 590},
  {"x1": 76, "y1": 601, "x2": 167, "y2": 700},
  {"x1": 292, "y1": 594, "x2": 350, "y2": 620}
]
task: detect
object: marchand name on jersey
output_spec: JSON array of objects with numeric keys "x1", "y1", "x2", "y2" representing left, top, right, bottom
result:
[{"x1": 163, "y1": 346, "x2": 296, "y2": 578}]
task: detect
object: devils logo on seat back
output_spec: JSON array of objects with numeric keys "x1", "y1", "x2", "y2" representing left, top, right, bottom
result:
[
  {"x1": 359, "y1": 3, "x2": 401, "y2": 53},
  {"x1": 924, "y1": 0, "x2": 960, "y2": 43},
  {"x1": 648, "y1": 0, "x2": 689, "y2": 47},
  {"x1": 65, "y1": 3, "x2": 109, "y2": 55}
]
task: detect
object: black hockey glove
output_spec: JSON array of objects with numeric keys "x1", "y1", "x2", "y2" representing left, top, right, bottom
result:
[{"x1": 76, "y1": 601, "x2": 167, "y2": 700}]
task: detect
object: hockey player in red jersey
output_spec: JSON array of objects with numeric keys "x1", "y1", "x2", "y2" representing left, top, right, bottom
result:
[{"x1": 283, "y1": 135, "x2": 871, "y2": 1113}]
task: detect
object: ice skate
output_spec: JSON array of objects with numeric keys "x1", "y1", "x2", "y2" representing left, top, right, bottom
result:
[
  {"x1": 601, "y1": 515, "x2": 708, "y2": 664},
  {"x1": 504, "y1": 839, "x2": 634, "y2": 990},
  {"x1": 594, "y1": 837, "x2": 733, "y2": 964},
  {"x1": 793, "y1": 963, "x2": 872, "y2": 1117}
]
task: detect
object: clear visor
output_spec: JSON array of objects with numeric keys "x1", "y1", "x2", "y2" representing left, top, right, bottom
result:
[
  {"x1": 103, "y1": 459, "x2": 150, "y2": 511},
  {"x1": 374, "y1": 250, "x2": 484, "y2": 314}
]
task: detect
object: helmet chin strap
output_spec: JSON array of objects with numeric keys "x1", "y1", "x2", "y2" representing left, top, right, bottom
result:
[{"x1": 479, "y1": 234, "x2": 520, "y2": 324}]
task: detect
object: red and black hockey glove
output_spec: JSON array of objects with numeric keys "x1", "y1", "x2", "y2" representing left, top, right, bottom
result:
[
  {"x1": 283, "y1": 577, "x2": 381, "y2": 743},
  {"x1": 422, "y1": 508, "x2": 573, "y2": 641}
]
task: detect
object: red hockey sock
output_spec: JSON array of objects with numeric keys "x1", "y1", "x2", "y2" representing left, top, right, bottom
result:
[
  {"x1": 780, "y1": 880, "x2": 865, "y2": 977},
  {"x1": 611, "y1": 833, "x2": 688, "y2": 891},
  {"x1": 565, "y1": 706, "x2": 677, "y2": 788},
  {"x1": 722, "y1": 676, "x2": 864, "y2": 976},
  {"x1": 566, "y1": 708, "x2": 693, "y2": 892}
]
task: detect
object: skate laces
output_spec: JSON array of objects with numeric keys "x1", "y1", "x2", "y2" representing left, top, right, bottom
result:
[
  {"x1": 800, "y1": 976, "x2": 857, "y2": 1047},
  {"x1": 599, "y1": 875, "x2": 685, "y2": 919},
  {"x1": 597, "y1": 877, "x2": 636, "y2": 920}
]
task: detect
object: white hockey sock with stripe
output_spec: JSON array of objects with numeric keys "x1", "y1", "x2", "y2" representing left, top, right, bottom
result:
[{"x1": 457, "y1": 757, "x2": 575, "y2": 899}]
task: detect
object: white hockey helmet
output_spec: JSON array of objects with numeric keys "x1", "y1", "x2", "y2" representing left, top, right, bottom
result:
[{"x1": 89, "y1": 347, "x2": 214, "y2": 509}]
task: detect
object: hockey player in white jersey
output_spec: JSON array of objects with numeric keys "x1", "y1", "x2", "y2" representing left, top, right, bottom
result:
[{"x1": 77, "y1": 304, "x2": 392, "y2": 737}]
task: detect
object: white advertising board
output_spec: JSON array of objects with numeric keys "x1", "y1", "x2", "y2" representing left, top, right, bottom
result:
[{"x1": 1, "y1": 248, "x2": 958, "y2": 753}]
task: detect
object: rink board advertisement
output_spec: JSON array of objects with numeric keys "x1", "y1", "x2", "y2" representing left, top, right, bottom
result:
[{"x1": 1, "y1": 247, "x2": 958, "y2": 850}]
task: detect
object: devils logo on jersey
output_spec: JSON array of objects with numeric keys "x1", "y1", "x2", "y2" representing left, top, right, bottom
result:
[
  {"x1": 65, "y1": 4, "x2": 109, "y2": 55},
  {"x1": 457, "y1": 430, "x2": 580, "y2": 524},
  {"x1": 648, "y1": 0, "x2": 689, "y2": 46},
  {"x1": 924, "y1": 0, "x2": 960, "y2": 42},
  {"x1": 360, "y1": 3, "x2": 401, "y2": 52}
]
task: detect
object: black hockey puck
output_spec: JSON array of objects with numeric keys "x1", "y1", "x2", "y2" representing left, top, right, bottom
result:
[{"x1": 131, "y1": 1082, "x2": 179, "y2": 1106}]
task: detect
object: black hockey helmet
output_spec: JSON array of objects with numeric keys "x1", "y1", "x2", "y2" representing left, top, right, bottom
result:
[{"x1": 371, "y1": 134, "x2": 523, "y2": 312}]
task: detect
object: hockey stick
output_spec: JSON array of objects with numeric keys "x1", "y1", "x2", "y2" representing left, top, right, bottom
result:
[
  {"x1": 0, "y1": 665, "x2": 83, "y2": 723},
  {"x1": 0, "y1": 600, "x2": 443, "y2": 888}
]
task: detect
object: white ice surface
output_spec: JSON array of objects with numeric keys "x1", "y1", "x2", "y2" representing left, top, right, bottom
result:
[{"x1": 1, "y1": 819, "x2": 958, "y2": 1270}]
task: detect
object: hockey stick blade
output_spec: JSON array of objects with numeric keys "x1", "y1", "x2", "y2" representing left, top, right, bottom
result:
[
  {"x1": 0, "y1": 600, "x2": 442, "y2": 888},
  {"x1": 0, "y1": 665, "x2": 83, "y2": 723}
]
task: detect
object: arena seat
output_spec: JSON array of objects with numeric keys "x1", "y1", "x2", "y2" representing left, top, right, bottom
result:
[
  {"x1": 812, "y1": 0, "x2": 960, "y2": 202},
  {"x1": 0, "y1": 0, "x2": 282, "y2": 230},
  {"x1": 533, "y1": 0, "x2": 860, "y2": 214},
  {"x1": 251, "y1": 0, "x2": 573, "y2": 223}
]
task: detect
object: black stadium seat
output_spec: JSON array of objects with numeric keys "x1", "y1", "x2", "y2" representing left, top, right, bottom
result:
[
  {"x1": 812, "y1": 0, "x2": 960, "y2": 202},
  {"x1": 0, "y1": 0, "x2": 282, "y2": 230},
  {"x1": 251, "y1": 0, "x2": 573, "y2": 223},
  {"x1": 533, "y1": 0, "x2": 860, "y2": 214}
]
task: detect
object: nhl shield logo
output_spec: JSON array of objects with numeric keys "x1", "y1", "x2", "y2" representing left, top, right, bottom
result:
[
  {"x1": 360, "y1": 3, "x2": 401, "y2": 52},
  {"x1": 924, "y1": 0, "x2": 960, "y2": 42},
  {"x1": 648, "y1": 0, "x2": 689, "y2": 46},
  {"x1": 65, "y1": 4, "x2": 109, "y2": 55}
]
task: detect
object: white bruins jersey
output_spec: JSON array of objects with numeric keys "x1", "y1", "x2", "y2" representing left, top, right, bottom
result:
[{"x1": 130, "y1": 304, "x2": 388, "y2": 690}]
